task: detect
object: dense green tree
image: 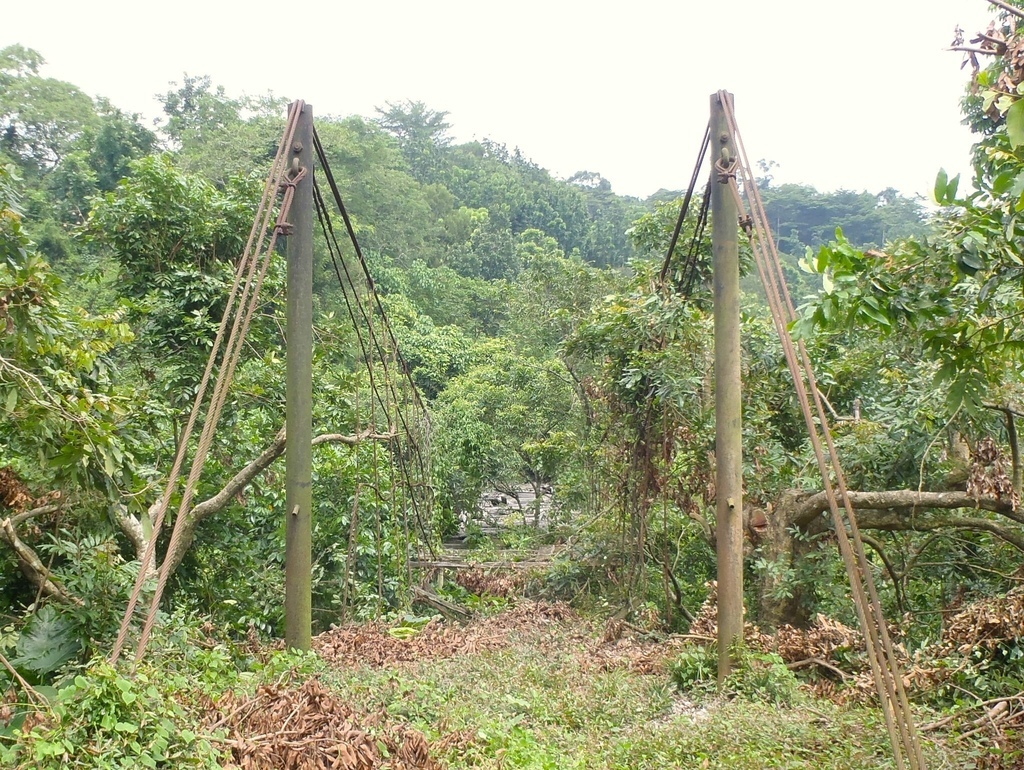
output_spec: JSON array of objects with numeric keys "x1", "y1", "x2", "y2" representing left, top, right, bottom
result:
[
  {"x1": 86, "y1": 154, "x2": 269, "y2": 411},
  {"x1": 0, "y1": 46, "x2": 155, "y2": 265},
  {"x1": 158, "y1": 76, "x2": 286, "y2": 185},
  {"x1": 760, "y1": 183, "x2": 930, "y2": 255},
  {"x1": 432, "y1": 340, "x2": 577, "y2": 526},
  {"x1": 375, "y1": 99, "x2": 452, "y2": 182}
]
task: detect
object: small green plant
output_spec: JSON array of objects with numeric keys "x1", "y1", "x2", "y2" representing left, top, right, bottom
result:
[
  {"x1": 0, "y1": 658, "x2": 224, "y2": 769},
  {"x1": 669, "y1": 645, "x2": 718, "y2": 695},
  {"x1": 386, "y1": 612, "x2": 438, "y2": 640},
  {"x1": 463, "y1": 522, "x2": 490, "y2": 549},
  {"x1": 722, "y1": 649, "x2": 802, "y2": 706},
  {"x1": 670, "y1": 644, "x2": 803, "y2": 706}
]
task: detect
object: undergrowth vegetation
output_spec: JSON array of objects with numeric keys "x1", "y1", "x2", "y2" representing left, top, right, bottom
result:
[{"x1": 1, "y1": 615, "x2": 320, "y2": 768}]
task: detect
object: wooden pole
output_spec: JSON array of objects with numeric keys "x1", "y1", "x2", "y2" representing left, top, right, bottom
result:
[
  {"x1": 285, "y1": 102, "x2": 313, "y2": 651},
  {"x1": 711, "y1": 91, "x2": 743, "y2": 682}
]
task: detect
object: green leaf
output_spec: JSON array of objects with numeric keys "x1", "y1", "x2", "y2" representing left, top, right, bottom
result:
[
  {"x1": 993, "y1": 170, "x2": 1016, "y2": 195},
  {"x1": 860, "y1": 303, "x2": 891, "y2": 328},
  {"x1": 958, "y1": 252, "x2": 985, "y2": 274},
  {"x1": 11, "y1": 605, "x2": 82, "y2": 677},
  {"x1": 934, "y1": 168, "x2": 948, "y2": 203},
  {"x1": 945, "y1": 173, "x2": 960, "y2": 203},
  {"x1": 4, "y1": 388, "x2": 16, "y2": 413},
  {"x1": 1007, "y1": 98, "x2": 1024, "y2": 148}
]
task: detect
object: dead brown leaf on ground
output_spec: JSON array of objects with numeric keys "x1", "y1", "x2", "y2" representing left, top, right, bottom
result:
[
  {"x1": 941, "y1": 587, "x2": 1024, "y2": 656},
  {"x1": 208, "y1": 677, "x2": 439, "y2": 770},
  {"x1": 312, "y1": 601, "x2": 575, "y2": 668},
  {"x1": 583, "y1": 631, "x2": 685, "y2": 675},
  {"x1": 454, "y1": 568, "x2": 525, "y2": 598}
]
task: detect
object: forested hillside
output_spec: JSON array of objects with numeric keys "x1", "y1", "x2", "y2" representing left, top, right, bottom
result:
[{"x1": 2, "y1": 5, "x2": 1024, "y2": 763}]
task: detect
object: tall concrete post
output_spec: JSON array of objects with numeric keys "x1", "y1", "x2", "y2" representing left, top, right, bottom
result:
[
  {"x1": 710, "y1": 91, "x2": 743, "y2": 682},
  {"x1": 285, "y1": 102, "x2": 313, "y2": 651}
]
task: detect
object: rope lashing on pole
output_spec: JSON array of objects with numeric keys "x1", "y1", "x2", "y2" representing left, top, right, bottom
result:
[
  {"x1": 713, "y1": 91, "x2": 925, "y2": 770},
  {"x1": 110, "y1": 101, "x2": 307, "y2": 667}
]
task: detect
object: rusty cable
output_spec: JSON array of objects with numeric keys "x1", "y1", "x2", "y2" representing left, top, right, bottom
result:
[
  {"x1": 111, "y1": 101, "x2": 307, "y2": 667},
  {"x1": 715, "y1": 91, "x2": 925, "y2": 769},
  {"x1": 659, "y1": 122, "x2": 711, "y2": 286}
]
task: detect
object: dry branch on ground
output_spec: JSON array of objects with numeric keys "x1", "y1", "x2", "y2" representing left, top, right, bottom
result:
[{"x1": 208, "y1": 677, "x2": 439, "y2": 770}]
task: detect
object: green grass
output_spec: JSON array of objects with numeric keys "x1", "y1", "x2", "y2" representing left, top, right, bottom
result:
[
  {"x1": 319, "y1": 617, "x2": 970, "y2": 769},
  {"x1": 0, "y1": 609, "x2": 986, "y2": 768}
]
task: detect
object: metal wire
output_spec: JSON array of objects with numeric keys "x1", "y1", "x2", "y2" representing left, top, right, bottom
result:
[
  {"x1": 714, "y1": 91, "x2": 925, "y2": 769},
  {"x1": 659, "y1": 122, "x2": 711, "y2": 287},
  {"x1": 111, "y1": 101, "x2": 307, "y2": 666}
]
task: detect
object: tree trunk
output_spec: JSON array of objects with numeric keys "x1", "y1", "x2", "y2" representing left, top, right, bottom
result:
[
  {"x1": 754, "y1": 490, "x2": 823, "y2": 629},
  {"x1": 530, "y1": 477, "x2": 543, "y2": 528}
]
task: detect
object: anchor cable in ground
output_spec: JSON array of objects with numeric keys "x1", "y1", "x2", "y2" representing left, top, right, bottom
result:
[{"x1": 715, "y1": 90, "x2": 925, "y2": 769}]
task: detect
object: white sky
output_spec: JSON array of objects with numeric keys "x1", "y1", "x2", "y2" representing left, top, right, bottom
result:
[{"x1": 3, "y1": 1, "x2": 995, "y2": 200}]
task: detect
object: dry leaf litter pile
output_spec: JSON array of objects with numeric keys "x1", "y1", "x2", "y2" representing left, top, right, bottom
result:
[
  {"x1": 208, "y1": 677, "x2": 439, "y2": 770},
  {"x1": 313, "y1": 600, "x2": 574, "y2": 668}
]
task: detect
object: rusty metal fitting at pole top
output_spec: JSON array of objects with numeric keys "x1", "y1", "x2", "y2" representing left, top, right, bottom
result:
[
  {"x1": 279, "y1": 163, "x2": 307, "y2": 191},
  {"x1": 274, "y1": 166, "x2": 308, "y2": 234},
  {"x1": 715, "y1": 154, "x2": 738, "y2": 184}
]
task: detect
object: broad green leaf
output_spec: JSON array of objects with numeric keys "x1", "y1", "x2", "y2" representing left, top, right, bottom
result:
[
  {"x1": 1008, "y1": 98, "x2": 1024, "y2": 148},
  {"x1": 945, "y1": 173, "x2": 960, "y2": 202},
  {"x1": 934, "y1": 169, "x2": 948, "y2": 203},
  {"x1": 993, "y1": 170, "x2": 1016, "y2": 195},
  {"x1": 958, "y1": 252, "x2": 985, "y2": 274},
  {"x1": 11, "y1": 605, "x2": 81, "y2": 676},
  {"x1": 860, "y1": 303, "x2": 891, "y2": 327}
]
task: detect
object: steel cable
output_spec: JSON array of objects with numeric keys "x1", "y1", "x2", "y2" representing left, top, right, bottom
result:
[
  {"x1": 659, "y1": 122, "x2": 711, "y2": 287},
  {"x1": 311, "y1": 128, "x2": 434, "y2": 522},
  {"x1": 111, "y1": 102, "x2": 306, "y2": 666},
  {"x1": 715, "y1": 91, "x2": 924, "y2": 769},
  {"x1": 311, "y1": 182, "x2": 436, "y2": 556}
]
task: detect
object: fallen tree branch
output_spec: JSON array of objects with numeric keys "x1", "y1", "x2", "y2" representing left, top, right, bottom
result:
[
  {"x1": 787, "y1": 656, "x2": 852, "y2": 681},
  {"x1": 0, "y1": 649, "x2": 48, "y2": 706},
  {"x1": 922, "y1": 691, "x2": 1024, "y2": 732},
  {"x1": 990, "y1": 0, "x2": 1024, "y2": 23},
  {"x1": 312, "y1": 430, "x2": 396, "y2": 447},
  {"x1": 948, "y1": 46, "x2": 1002, "y2": 56},
  {"x1": 10, "y1": 502, "x2": 60, "y2": 527},
  {"x1": 0, "y1": 516, "x2": 76, "y2": 603},
  {"x1": 792, "y1": 489, "x2": 1017, "y2": 528},
  {"x1": 853, "y1": 510, "x2": 1024, "y2": 553},
  {"x1": 0, "y1": 427, "x2": 398, "y2": 604},
  {"x1": 410, "y1": 585, "x2": 473, "y2": 622}
]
